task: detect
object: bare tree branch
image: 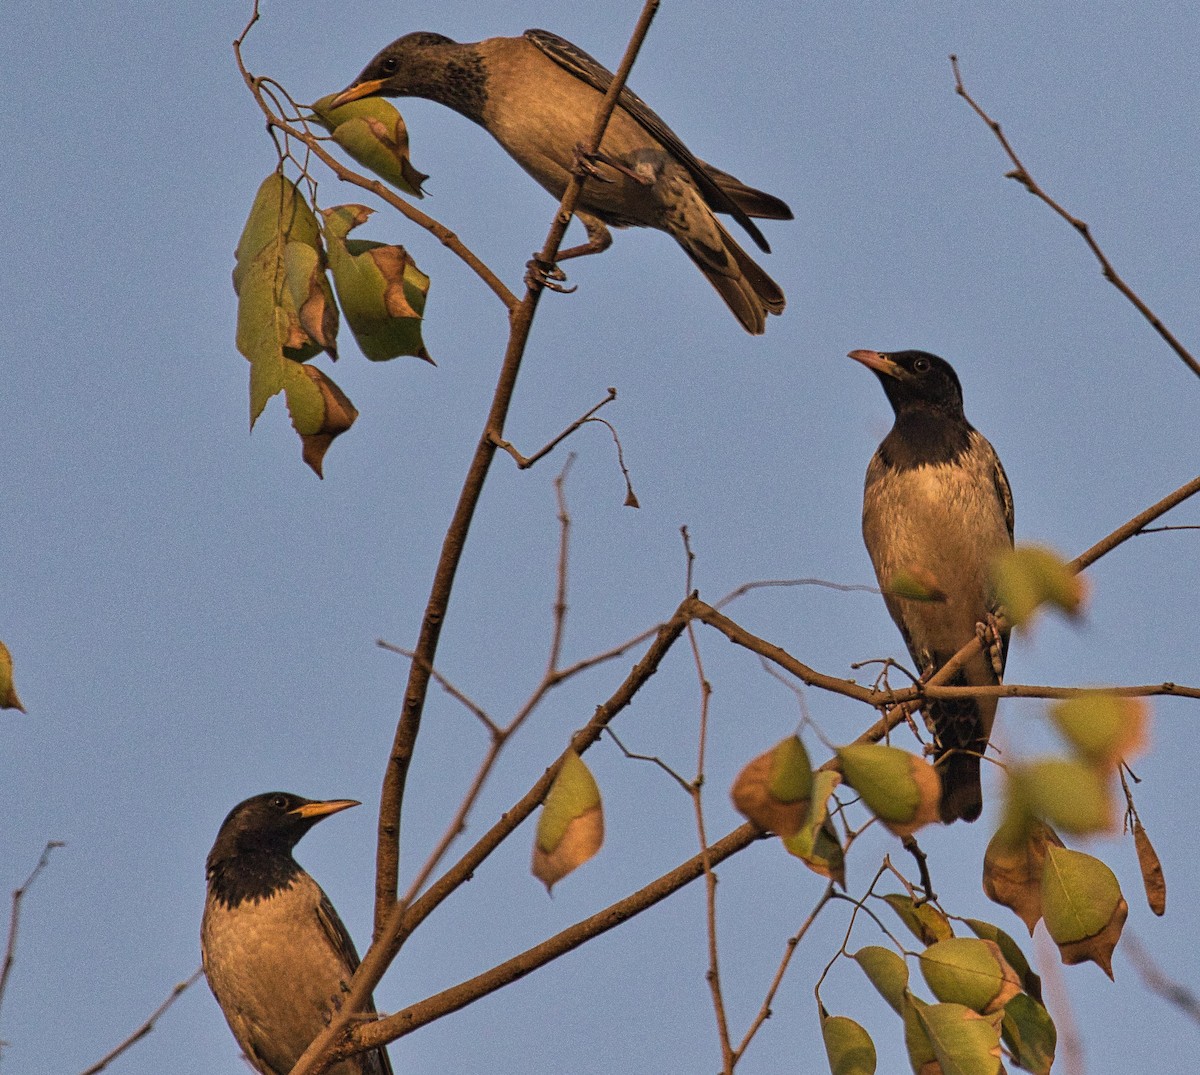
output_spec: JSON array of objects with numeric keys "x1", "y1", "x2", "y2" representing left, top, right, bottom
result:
[
  {"x1": 0, "y1": 841, "x2": 64, "y2": 1022},
  {"x1": 77, "y1": 970, "x2": 204, "y2": 1075},
  {"x1": 951, "y1": 55, "x2": 1200, "y2": 381}
]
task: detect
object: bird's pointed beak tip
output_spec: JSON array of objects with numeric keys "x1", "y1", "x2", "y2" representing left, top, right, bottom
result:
[
  {"x1": 328, "y1": 80, "x2": 386, "y2": 109},
  {"x1": 290, "y1": 799, "x2": 361, "y2": 820},
  {"x1": 848, "y1": 349, "x2": 895, "y2": 376}
]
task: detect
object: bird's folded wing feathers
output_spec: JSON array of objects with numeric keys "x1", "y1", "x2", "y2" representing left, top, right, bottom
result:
[{"x1": 523, "y1": 28, "x2": 770, "y2": 252}]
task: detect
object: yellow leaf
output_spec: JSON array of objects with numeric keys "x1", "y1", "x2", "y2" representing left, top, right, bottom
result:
[
  {"x1": 296, "y1": 365, "x2": 359, "y2": 478},
  {"x1": 1041, "y1": 844, "x2": 1127, "y2": 978},
  {"x1": 1049, "y1": 692, "x2": 1148, "y2": 767},
  {"x1": 919, "y1": 937, "x2": 1021, "y2": 1015},
  {"x1": 820, "y1": 1010, "x2": 878, "y2": 1075},
  {"x1": 991, "y1": 544, "x2": 1087, "y2": 628},
  {"x1": 837, "y1": 744, "x2": 941, "y2": 837},
  {"x1": 323, "y1": 205, "x2": 432, "y2": 364},
  {"x1": 853, "y1": 946, "x2": 909, "y2": 1014},
  {"x1": 1010, "y1": 758, "x2": 1115, "y2": 836},
  {"x1": 782, "y1": 772, "x2": 846, "y2": 887},
  {"x1": 532, "y1": 751, "x2": 604, "y2": 893},
  {"x1": 730, "y1": 735, "x2": 812, "y2": 837},
  {"x1": 0, "y1": 642, "x2": 25, "y2": 712},
  {"x1": 884, "y1": 893, "x2": 954, "y2": 946},
  {"x1": 311, "y1": 94, "x2": 428, "y2": 197}
]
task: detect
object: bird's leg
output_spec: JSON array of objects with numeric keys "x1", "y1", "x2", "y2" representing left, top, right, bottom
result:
[
  {"x1": 976, "y1": 613, "x2": 1006, "y2": 678},
  {"x1": 556, "y1": 215, "x2": 614, "y2": 262}
]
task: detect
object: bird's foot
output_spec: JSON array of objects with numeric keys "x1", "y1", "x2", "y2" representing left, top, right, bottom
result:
[
  {"x1": 976, "y1": 613, "x2": 1006, "y2": 678},
  {"x1": 525, "y1": 257, "x2": 577, "y2": 294}
]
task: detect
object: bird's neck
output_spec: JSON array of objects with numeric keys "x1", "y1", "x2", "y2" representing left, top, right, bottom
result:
[
  {"x1": 403, "y1": 43, "x2": 489, "y2": 124},
  {"x1": 207, "y1": 850, "x2": 303, "y2": 910},
  {"x1": 880, "y1": 407, "x2": 972, "y2": 470}
]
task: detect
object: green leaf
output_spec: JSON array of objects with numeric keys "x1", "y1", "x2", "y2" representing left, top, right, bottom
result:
[
  {"x1": 730, "y1": 735, "x2": 813, "y2": 837},
  {"x1": 782, "y1": 770, "x2": 845, "y2": 886},
  {"x1": 1049, "y1": 692, "x2": 1148, "y2": 767},
  {"x1": 836, "y1": 744, "x2": 941, "y2": 836},
  {"x1": 1001, "y1": 993, "x2": 1056, "y2": 1075},
  {"x1": 310, "y1": 94, "x2": 428, "y2": 197},
  {"x1": 854, "y1": 945, "x2": 909, "y2": 1014},
  {"x1": 990, "y1": 544, "x2": 1086, "y2": 628},
  {"x1": 919, "y1": 938, "x2": 1020, "y2": 1015},
  {"x1": 532, "y1": 751, "x2": 604, "y2": 893},
  {"x1": 323, "y1": 204, "x2": 432, "y2": 363},
  {"x1": 1041, "y1": 845, "x2": 1127, "y2": 978},
  {"x1": 821, "y1": 1012, "x2": 877, "y2": 1075},
  {"x1": 914, "y1": 1001, "x2": 1003, "y2": 1075},
  {"x1": 963, "y1": 919, "x2": 1042, "y2": 1002},
  {"x1": 1010, "y1": 758, "x2": 1114, "y2": 835},
  {"x1": 884, "y1": 893, "x2": 954, "y2": 946}
]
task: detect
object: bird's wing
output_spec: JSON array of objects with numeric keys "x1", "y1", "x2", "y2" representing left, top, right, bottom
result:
[
  {"x1": 313, "y1": 893, "x2": 396, "y2": 1075},
  {"x1": 523, "y1": 28, "x2": 770, "y2": 251},
  {"x1": 992, "y1": 453, "x2": 1015, "y2": 542}
]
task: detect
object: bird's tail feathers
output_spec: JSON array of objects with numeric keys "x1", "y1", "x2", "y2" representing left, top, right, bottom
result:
[
  {"x1": 927, "y1": 693, "x2": 994, "y2": 824},
  {"x1": 701, "y1": 161, "x2": 794, "y2": 221},
  {"x1": 937, "y1": 747, "x2": 983, "y2": 824},
  {"x1": 679, "y1": 219, "x2": 785, "y2": 335}
]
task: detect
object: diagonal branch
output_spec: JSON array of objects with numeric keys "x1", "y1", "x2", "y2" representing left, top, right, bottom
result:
[
  {"x1": 373, "y1": 0, "x2": 663, "y2": 938},
  {"x1": 951, "y1": 54, "x2": 1200, "y2": 381},
  {"x1": 288, "y1": 597, "x2": 690, "y2": 1075}
]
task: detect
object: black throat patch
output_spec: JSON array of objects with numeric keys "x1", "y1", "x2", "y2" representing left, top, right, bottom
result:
[
  {"x1": 878, "y1": 409, "x2": 973, "y2": 471},
  {"x1": 207, "y1": 852, "x2": 302, "y2": 910}
]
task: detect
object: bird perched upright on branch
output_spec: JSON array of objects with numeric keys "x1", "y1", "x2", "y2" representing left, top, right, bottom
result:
[
  {"x1": 850, "y1": 349, "x2": 1014, "y2": 823},
  {"x1": 201, "y1": 792, "x2": 393, "y2": 1075},
  {"x1": 331, "y1": 28, "x2": 792, "y2": 334}
]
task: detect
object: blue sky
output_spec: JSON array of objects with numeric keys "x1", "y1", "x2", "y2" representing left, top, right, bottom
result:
[{"x1": 2, "y1": 2, "x2": 1198, "y2": 1072}]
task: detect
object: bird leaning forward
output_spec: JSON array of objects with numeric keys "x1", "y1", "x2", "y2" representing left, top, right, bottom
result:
[
  {"x1": 850, "y1": 349, "x2": 1014, "y2": 824},
  {"x1": 331, "y1": 28, "x2": 792, "y2": 334},
  {"x1": 201, "y1": 792, "x2": 393, "y2": 1075}
]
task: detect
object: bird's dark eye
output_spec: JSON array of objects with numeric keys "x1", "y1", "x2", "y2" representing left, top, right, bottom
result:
[
  {"x1": 270, "y1": 795, "x2": 288, "y2": 810},
  {"x1": 380, "y1": 57, "x2": 399, "y2": 74},
  {"x1": 913, "y1": 357, "x2": 930, "y2": 373}
]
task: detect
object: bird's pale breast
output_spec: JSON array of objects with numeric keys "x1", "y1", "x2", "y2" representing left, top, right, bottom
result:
[{"x1": 201, "y1": 876, "x2": 361, "y2": 1075}]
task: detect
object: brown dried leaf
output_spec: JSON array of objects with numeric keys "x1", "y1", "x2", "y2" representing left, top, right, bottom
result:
[
  {"x1": 296, "y1": 365, "x2": 359, "y2": 478},
  {"x1": 982, "y1": 818, "x2": 1063, "y2": 935},
  {"x1": 730, "y1": 736, "x2": 812, "y2": 837},
  {"x1": 1133, "y1": 820, "x2": 1166, "y2": 916}
]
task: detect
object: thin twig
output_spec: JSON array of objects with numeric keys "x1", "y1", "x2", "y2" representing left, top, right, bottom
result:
[
  {"x1": 679, "y1": 534, "x2": 733, "y2": 1072},
  {"x1": 288, "y1": 598, "x2": 691, "y2": 1075},
  {"x1": 376, "y1": 642, "x2": 501, "y2": 736},
  {"x1": 490, "y1": 389, "x2": 618, "y2": 468},
  {"x1": 78, "y1": 970, "x2": 204, "y2": 1075},
  {"x1": 0, "y1": 841, "x2": 64, "y2": 1019},
  {"x1": 732, "y1": 887, "x2": 834, "y2": 1064},
  {"x1": 715, "y1": 578, "x2": 882, "y2": 610},
  {"x1": 951, "y1": 55, "x2": 1200, "y2": 380}
]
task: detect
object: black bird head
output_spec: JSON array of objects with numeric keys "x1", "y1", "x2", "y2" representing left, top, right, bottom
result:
[
  {"x1": 848, "y1": 349, "x2": 965, "y2": 420},
  {"x1": 206, "y1": 792, "x2": 360, "y2": 872},
  {"x1": 331, "y1": 33, "x2": 472, "y2": 109}
]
